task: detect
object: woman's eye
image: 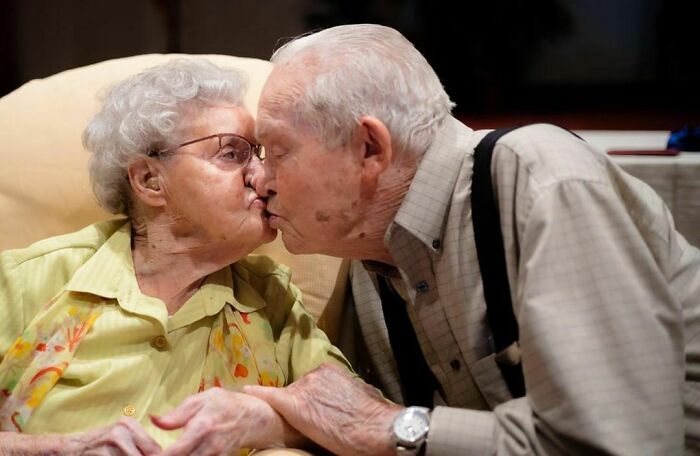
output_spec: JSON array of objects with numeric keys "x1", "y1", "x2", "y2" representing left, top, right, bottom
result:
[
  {"x1": 219, "y1": 146, "x2": 241, "y2": 160},
  {"x1": 219, "y1": 145, "x2": 252, "y2": 165}
]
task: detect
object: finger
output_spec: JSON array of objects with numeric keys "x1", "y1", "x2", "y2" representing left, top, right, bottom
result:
[
  {"x1": 107, "y1": 422, "x2": 148, "y2": 456},
  {"x1": 243, "y1": 385, "x2": 296, "y2": 418},
  {"x1": 150, "y1": 398, "x2": 202, "y2": 430},
  {"x1": 157, "y1": 430, "x2": 204, "y2": 456},
  {"x1": 120, "y1": 419, "x2": 162, "y2": 455},
  {"x1": 243, "y1": 385, "x2": 289, "y2": 408}
]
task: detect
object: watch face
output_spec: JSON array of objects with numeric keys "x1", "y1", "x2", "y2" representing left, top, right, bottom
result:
[{"x1": 394, "y1": 408, "x2": 430, "y2": 446}]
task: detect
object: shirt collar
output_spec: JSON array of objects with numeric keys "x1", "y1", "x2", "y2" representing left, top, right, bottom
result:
[
  {"x1": 67, "y1": 220, "x2": 265, "y2": 328},
  {"x1": 66, "y1": 220, "x2": 138, "y2": 305},
  {"x1": 388, "y1": 116, "x2": 475, "y2": 251},
  {"x1": 362, "y1": 260, "x2": 402, "y2": 278}
]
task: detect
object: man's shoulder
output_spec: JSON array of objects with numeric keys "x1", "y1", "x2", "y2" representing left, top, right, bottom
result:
[{"x1": 487, "y1": 124, "x2": 609, "y2": 185}]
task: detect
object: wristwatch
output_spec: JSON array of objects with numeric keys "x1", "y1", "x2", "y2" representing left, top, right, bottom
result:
[{"x1": 392, "y1": 406, "x2": 431, "y2": 455}]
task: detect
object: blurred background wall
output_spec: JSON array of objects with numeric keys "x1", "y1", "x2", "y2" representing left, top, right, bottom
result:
[{"x1": 1, "y1": 0, "x2": 697, "y2": 129}]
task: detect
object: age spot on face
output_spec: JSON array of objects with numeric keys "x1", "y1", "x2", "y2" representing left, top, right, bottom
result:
[{"x1": 315, "y1": 211, "x2": 331, "y2": 222}]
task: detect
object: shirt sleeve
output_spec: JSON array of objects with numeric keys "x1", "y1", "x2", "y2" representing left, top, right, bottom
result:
[
  {"x1": 428, "y1": 178, "x2": 685, "y2": 455},
  {"x1": 0, "y1": 246, "x2": 95, "y2": 361},
  {"x1": 0, "y1": 250, "x2": 28, "y2": 360}
]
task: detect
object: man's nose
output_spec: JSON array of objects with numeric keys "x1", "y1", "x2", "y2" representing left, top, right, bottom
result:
[{"x1": 245, "y1": 155, "x2": 274, "y2": 197}]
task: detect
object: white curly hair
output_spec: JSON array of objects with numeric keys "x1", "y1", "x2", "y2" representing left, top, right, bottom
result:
[{"x1": 83, "y1": 58, "x2": 247, "y2": 215}]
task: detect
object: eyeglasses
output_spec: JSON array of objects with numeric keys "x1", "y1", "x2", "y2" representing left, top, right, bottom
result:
[{"x1": 148, "y1": 133, "x2": 264, "y2": 166}]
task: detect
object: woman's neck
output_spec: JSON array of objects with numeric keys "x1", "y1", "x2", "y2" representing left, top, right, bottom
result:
[{"x1": 130, "y1": 217, "x2": 243, "y2": 315}]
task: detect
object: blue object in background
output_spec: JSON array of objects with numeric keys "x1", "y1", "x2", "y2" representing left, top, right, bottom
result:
[{"x1": 668, "y1": 125, "x2": 700, "y2": 151}]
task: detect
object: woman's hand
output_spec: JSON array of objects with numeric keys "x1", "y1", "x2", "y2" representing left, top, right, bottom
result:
[
  {"x1": 69, "y1": 418, "x2": 162, "y2": 455},
  {"x1": 0, "y1": 418, "x2": 160, "y2": 456},
  {"x1": 152, "y1": 387, "x2": 305, "y2": 456}
]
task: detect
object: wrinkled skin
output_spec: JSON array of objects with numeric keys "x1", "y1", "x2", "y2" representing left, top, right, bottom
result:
[
  {"x1": 152, "y1": 387, "x2": 304, "y2": 456},
  {"x1": 244, "y1": 363, "x2": 403, "y2": 456},
  {"x1": 0, "y1": 418, "x2": 160, "y2": 456},
  {"x1": 73, "y1": 418, "x2": 161, "y2": 456}
]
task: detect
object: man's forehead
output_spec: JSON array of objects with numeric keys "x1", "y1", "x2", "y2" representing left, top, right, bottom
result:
[
  {"x1": 255, "y1": 111, "x2": 290, "y2": 141},
  {"x1": 256, "y1": 70, "x2": 304, "y2": 140}
]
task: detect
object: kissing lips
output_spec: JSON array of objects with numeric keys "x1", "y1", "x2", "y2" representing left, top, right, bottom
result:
[{"x1": 265, "y1": 210, "x2": 280, "y2": 228}]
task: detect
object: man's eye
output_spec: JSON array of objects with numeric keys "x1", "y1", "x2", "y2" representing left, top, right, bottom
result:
[{"x1": 270, "y1": 146, "x2": 289, "y2": 159}]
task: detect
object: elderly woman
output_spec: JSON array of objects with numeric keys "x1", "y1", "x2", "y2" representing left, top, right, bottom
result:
[{"x1": 0, "y1": 59, "x2": 350, "y2": 454}]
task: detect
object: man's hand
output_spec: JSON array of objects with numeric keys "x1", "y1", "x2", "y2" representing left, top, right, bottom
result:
[
  {"x1": 151, "y1": 387, "x2": 304, "y2": 456},
  {"x1": 244, "y1": 363, "x2": 403, "y2": 456},
  {"x1": 69, "y1": 418, "x2": 161, "y2": 455}
]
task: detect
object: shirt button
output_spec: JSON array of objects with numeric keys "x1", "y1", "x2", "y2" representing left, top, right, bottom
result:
[
  {"x1": 123, "y1": 405, "x2": 136, "y2": 417},
  {"x1": 416, "y1": 281, "x2": 429, "y2": 294},
  {"x1": 432, "y1": 239, "x2": 441, "y2": 249},
  {"x1": 153, "y1": 336, "x2": 167, "y2": 349},
  {"x1": 450, "y1": 359, "x2": 461, "y2": 371}
]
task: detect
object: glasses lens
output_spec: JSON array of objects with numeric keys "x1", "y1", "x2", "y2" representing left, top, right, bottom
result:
[{"x1": 220, "y1": 135, "x2": 252, "y2": 165}]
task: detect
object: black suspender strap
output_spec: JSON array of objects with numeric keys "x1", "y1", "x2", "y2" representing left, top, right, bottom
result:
[
  {"x1": 471, "y1": 127, "x2": 526, "y2": 398},
  {"x1": 378, "y1": 276, "x2": 440, "y2": 407}
]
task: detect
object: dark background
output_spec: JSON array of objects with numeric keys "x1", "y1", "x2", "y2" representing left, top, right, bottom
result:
[{"x1": 1, "y1": 0, "x2": 698, "y2": 130}]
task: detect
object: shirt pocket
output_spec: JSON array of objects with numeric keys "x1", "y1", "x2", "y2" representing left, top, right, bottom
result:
[{"x1": 470, "y1": 352, "x2": 513, "y2": 408}]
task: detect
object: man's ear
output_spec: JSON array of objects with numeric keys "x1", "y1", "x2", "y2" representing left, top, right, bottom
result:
[
  {"x1": 356, "y1": 116, "x2": 393, "y2": 186},
  {"x1": 127, "y1": 159, "x2": 167, "y2": 207}
]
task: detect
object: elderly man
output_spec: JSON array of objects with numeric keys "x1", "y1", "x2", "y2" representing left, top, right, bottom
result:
[{"x1": 244, "y1": 24, "x2": 700, "y2": 455}]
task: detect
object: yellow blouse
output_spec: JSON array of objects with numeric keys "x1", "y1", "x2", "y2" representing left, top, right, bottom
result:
[{"x1": 0, "y1": 219, "x2": 350, "y2": 448}]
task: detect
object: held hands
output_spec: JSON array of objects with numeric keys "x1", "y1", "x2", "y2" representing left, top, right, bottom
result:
[
  {"x1": 151, "y1": 387, "x2": 304, "y2": 456},
  {"x1": 67, "y1": 418, "x2": 161, "y2": 455},
  {"x1": 38, "y1": 366, "x2": 393, "y2": 456},
  {"x1": 244, "y1": 363, "x2": 403, "y2": 456}
]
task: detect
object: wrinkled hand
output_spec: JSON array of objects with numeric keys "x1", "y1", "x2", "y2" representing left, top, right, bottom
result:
[
  {"x1": 244, "y1": 363, "x2": 403, "y2": 456},
  {"x1": 69, "y1": 417, "x2": 161, "y2": 455},
  {"x1": 151, "y1": 387, "x2": 303, "y2": 456}
]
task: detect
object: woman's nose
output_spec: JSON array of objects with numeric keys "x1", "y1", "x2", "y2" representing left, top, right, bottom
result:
[{"x1": 245, "y1": 155, "x2": 271, "y2": 196}]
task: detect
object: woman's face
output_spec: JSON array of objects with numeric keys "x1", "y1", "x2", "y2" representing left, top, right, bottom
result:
[{"x1": 156, "y1": 104, "x2": 275, "y2": 255}]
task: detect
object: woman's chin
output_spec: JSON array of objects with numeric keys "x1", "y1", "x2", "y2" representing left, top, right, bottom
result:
[{"x1": 259, "y1": 226, "x2": 278, "y2": 245}]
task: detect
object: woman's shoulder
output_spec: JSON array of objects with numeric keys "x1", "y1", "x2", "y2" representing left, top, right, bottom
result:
[
  {"x1": 2, "y1": 219, "x2": 127, "y2": 269},
  {"x1": 0, "y1": 219, "x2": 129, "y2": 347},
  {"x1": 233, "y1": 254, "x2": 293, "y2": 289},
  {"x1": 1, "y1": 219, "x2": 128, "y2": 307},
  {"x1": 232, "y1": 254, "x2": 302, "y2": 323}
]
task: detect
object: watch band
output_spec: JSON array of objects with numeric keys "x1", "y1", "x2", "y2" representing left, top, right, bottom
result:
[{"x1": 396, "y1": 441, "x2": 427, "y2": 456}]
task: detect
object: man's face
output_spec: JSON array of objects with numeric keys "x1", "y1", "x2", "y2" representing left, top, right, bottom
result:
[{"x1": 250, "y1": 71, "x2": 365, "y2": 255}]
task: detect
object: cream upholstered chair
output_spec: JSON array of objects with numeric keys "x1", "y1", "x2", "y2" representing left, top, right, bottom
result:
[{"x1": 0, "y1": 54, "x2": 349, "y2": 343}]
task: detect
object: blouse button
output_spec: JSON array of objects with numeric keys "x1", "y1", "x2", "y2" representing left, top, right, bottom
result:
[
  {"x1": 123, "y1": 405, "x2": 136, "y2": 417},
  {"x1": 416, "y1": 281, "x2": 429, "y2": 294},
  {"x1": 153, "y1": 336, "x2": 167, "y2": 349}
]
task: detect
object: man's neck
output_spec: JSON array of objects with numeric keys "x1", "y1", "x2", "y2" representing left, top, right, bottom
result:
[{"x1": 334, "y1": 162, "x2": 416, "y2": 265}]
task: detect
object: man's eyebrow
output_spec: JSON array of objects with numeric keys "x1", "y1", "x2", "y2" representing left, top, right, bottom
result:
[{"x1": 255, "y1": 120, "x2": 282, "y2": 142}]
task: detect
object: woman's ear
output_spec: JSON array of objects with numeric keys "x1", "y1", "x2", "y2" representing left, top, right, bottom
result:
[
  {"x1": 356, "y1": 116, "x2": 393, "y2": 187},
  {"x1": 127, "y1": 159, "x2": 167, "y2": 207}
]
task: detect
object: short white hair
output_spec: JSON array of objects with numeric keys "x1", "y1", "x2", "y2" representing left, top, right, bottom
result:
[
  {"x1": 271, "y1": 24, "x2": 454, "y2": 157},
  {"x1": 83, "y1": 58, "x2": 247, "y2": 215}
]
